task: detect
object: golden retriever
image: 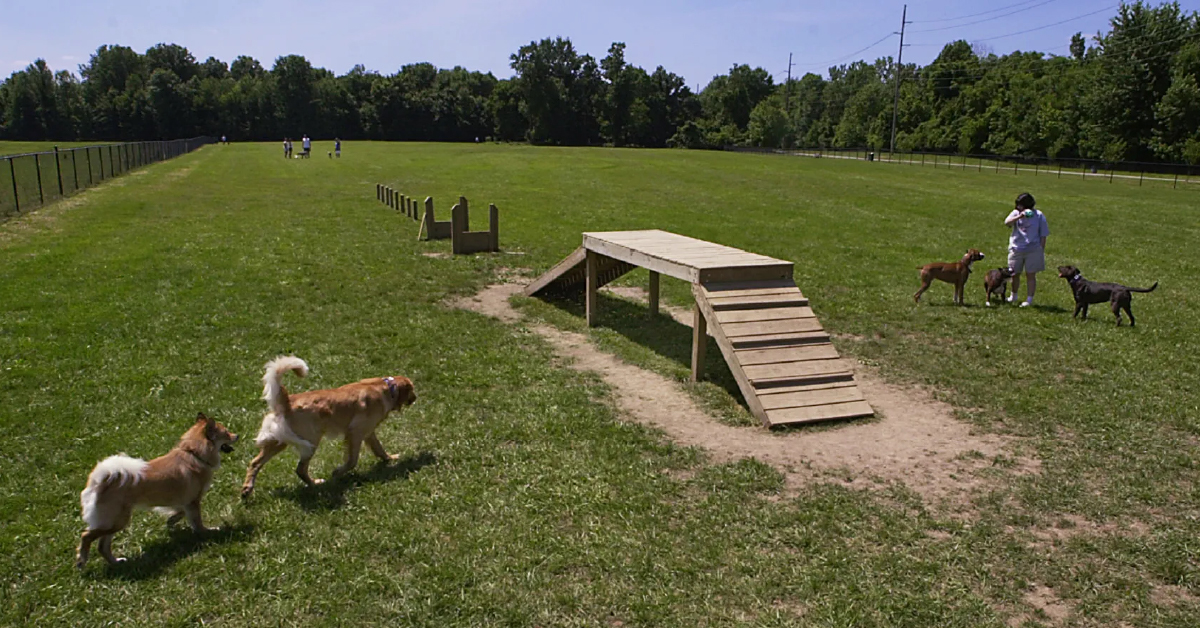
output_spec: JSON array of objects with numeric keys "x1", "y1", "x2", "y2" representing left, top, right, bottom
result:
[
  {"x1": 240, "y1": 356, "x2": 416, "y2": 497},
  {"x1": 76, "y1": 413, "x2": 239, "y2": 568}
]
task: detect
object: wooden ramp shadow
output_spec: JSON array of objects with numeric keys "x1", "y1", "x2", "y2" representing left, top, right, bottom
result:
[{"x1": 526, "y1": 230, "x2": 873, "y2": 427}]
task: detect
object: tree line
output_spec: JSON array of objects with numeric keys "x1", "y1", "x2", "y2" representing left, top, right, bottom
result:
[{"x1": 2, "y1": 1, "x2": 1197, "y2": 164}]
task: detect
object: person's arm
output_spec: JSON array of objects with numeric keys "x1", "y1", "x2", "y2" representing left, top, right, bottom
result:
[
  {"x1": 1040, "y1": 214, "x2": 1048, "y2": 249},
  {"x1": 1005, "y1": 209, "x2": 1021, "y2": 226}
]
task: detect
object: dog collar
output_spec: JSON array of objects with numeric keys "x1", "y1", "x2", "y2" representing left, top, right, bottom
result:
[
  {"x1": 384, "y1": 376, "x2": 398, "y2": 398},
  {"x1": 186, "y1": 449, "x2": 218, "y2": 468}
]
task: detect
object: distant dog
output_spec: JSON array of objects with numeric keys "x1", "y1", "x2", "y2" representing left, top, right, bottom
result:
[
  {"x1": 914, "y1": 248, "x2": 986, "y2": 305},
  {"x1": 1057, "y1": 265, "x2": 1158, "y2": 326},
  {"x1": 241, "y1": 356, "x2": 417, "y2": 497},
  {"x1": 983, "y1": 267, "x2": 1016, "y2": 306},
  {"x1": 76, "y1": 413, "x2": 238, "y2": 568}
]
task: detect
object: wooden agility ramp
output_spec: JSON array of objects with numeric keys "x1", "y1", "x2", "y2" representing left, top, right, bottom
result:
[{"x1": 525, "y1": 230, "x2": 873, "y2": 427}]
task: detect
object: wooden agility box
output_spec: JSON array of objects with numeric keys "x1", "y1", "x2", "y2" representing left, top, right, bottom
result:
[
  {"x1": 374, "y1": 185, "x2": 499, "y2": 254},
  {"x1": 525, "y1": 230, "x2": 873, "y2": 427}
]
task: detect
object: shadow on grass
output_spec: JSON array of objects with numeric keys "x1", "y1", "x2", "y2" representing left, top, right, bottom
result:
[
  {"x1": 271, "y1": 451, "x2": 438, "y2": 512},
  {"x1": 96, "y1": 522, "x2": 257, "y2": 581},
  {"x1": 540, "y1": 292, "x2": 747, "y2": 406}
]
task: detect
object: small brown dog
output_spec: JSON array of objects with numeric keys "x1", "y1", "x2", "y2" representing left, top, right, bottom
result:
[
  {"x1": 241, "y1": 356, "x2": 417, "y2": 497},
  {"x1": 76, "y1": 413, "x2": 238, "y2": 568},
  {"x1": 983, "y1": 267, "x2": 1016, "y2": 306},
  {"x1": 914, "y1": 248, "x2": 986, "y2": 305}
]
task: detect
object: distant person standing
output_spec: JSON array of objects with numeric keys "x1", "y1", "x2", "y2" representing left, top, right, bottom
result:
[
  {"x1": 334, "y1": 138, "x2": 341, "y2": 158},
  {"x1": 302, "y1": 135, "x2": 311, "y2": 157},
  {"x1": 221, "y1": 135, "x2": 227, "y2": 144},
  {"x1": 1004, "y1": 192, "x2": 1050, "y2": 307},
  {"x1": 283, "y1": 137, "x2": 289, "y2": 159}
]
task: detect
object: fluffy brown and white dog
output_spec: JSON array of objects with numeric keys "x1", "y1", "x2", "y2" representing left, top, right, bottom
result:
[
  {"x1": 76, "y1": 413, "x2": 238, "y2": 568},
  {"x1": 240, "y1": 356, "x2": 417, "y2": 498}
]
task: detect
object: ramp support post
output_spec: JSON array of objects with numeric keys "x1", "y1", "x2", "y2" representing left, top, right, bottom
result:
[{"x1": 691, "y1": 303, "x2": 707, "y2": 382}]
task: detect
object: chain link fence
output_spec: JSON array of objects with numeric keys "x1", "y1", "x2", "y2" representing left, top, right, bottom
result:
[
  {"x1": 0, "y1": 137, "x2": 216, "y2": 219},
  {"x1": 727, "y1": 146, "x2": 1200, "y2": 190}
]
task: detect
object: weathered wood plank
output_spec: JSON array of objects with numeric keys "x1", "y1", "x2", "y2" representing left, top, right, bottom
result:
[
  {"x1": 690, "y1": 283, "x2": 770, "y2": 424},
  {"x1": 699, "y1": 265, "x2": 794, "y2": 283},
  {"x1": 754, "y1": 379, "x2": 859, "y2": 395},
  {"x1": 715, "y1": 307, "x2": 815, "y2": 323},
  {"x1": 734, "y1": 344, "x2": 840, "y2": 366},
  {"x1": 701, "y1": 279, "x2": 799, "y2": 294},
  {"x1": 586, "y1": 249, "x2": 599, "y2": 327},
  {"x1": 729, "y1": 331, "x2": 831, "y2": 349},
  {"x1": 722, "y1": 318, "x2": 825, "y2": 337},
  {"x1": 744, "y1": 359, "x2": 855, "y2": 383},
  {"x1": 708, "y1": 293, "x2": 810, "y2": 310},
  {"x1": 764, "y1": 401, "x2": 875, "y2": 426},
  {"x1": 757, "y1": 386, "x2": 864, "y2": 411},
  {"x1": 524, "y1": 247, "x2": 585, "y2": 296},
  {"x1": 691, "y1": 303, "x2": 707, "y2": 382}
]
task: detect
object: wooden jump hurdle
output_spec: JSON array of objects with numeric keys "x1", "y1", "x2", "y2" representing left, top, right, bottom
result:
[
  {"x1": 525, "y1": 230, "x2": 873, "y2": 427},
  {"x1": 419, "y1": 197, "x2": 452, "y2": 240},
  {"x1": 449, "y1": 196, "x2": 499, "y2": 254},
  {"x1": 375, "y1": 184, "x2": 421, "y2": 222}
]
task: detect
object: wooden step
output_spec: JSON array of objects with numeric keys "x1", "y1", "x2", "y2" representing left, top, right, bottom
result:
[
  {"x1": 721, "y1": 318, "x2": 825, "y2": 338},
  {"x1": 715, "y1": 307, "x2": 814, "y2": 323},
  {"x1": 707, "y1": 293, "x2": 810, "y2": 310},
  {"x1": 757, "y1": 386, "x2": 865, "y2": 411},
  {"x1": 765, "y1": 400, "x2": 875, "y2": 426},
  {"x1": 729, "y1": 331, "x2": 831, "y2": 349},
  {"x1": 743, "y1": 358, "x2": 854, "y2": 383},
  {"x1": 734, "y1": 344, "x2": 840, "y2": 366}
]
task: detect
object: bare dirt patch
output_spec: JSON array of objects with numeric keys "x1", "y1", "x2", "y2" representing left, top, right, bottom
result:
[
  {"x1": 453, "y1": 283, "x2": 1036, "y2": 509},
  {"x1": 1009, "y1": 584, "x2": 1071, "y2": 626}
]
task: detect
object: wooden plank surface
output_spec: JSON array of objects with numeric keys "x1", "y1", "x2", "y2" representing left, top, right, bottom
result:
[
  {"x1": 734, "y1": 344, "x2": 841, "y2": 365},
  {"x1": 729, "y1": 331, "x2": 831, "y2": 349},
  {"x1": 764, "y1": 401, "x2": 875, "y2": 426},
  {"x1": 744, "y1": 358, "x2": 854, "y2": 383},
  {"x1": 702, "y1": 279, "x2": 799, "y2": 294},
  {"x1": 524, "y1": 247, "x2": 585, "y2": 296},
  {"x1": 757, "y1": 386, "x2": 865, "y2": 410},
  {"x1": 708, "y1": 293, "x2": 810, "y2": 310},
  {"x1": 754, "y1": 379, "x2": 858, "y2": 396},
  {"x1": 722, "y1": 318, "x2": 825, "y2": 337},
  {"x1": 715, "y1": 307, "x2": 814, "y2": 323}
]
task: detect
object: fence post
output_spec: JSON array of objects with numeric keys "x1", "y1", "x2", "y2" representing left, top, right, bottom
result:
[
  {"x1": 86, "y1": 148, "x2": 93, "y2": 185},
  {"x1": 8, "y1": 158, "x2": 18, "y2": 213},
  {"x1": 995, "y1": 158, "x2": 1000, "y2": 173},
  {"x1": 1034, "y1": 162, "x2": 1039, "y2": 176},
  {"x1": 71, "y1": 148, "x2": 78, "y2": 191},
  {"x1": 1174, "y1": 171, "x2": 1179, "y2": 189},
  {"x1": 1013, "y1": 160, "x2": 1018, "y2": 174},
  {"x1": 54, "y1": 146, "x2": 64, "y2": 197},
  {"x1": 35, "y1": 154, "x2": 45, "y2": 205},
  {"x1": 1110, "y1": 165, "x2": 1115, "y2": 183},
  {"x1": 1058, "y1": 162, "x2": 1062, "y2": 178},
  {"x1": 109, "y1": 145, "x2": 116, "y2": 175},
  {"x1": 977, "y1": 156, "x2": 982, "y2": 172}
]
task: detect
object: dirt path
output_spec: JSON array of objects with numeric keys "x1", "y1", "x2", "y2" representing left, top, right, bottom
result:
[{"x1": 453, "y1": 283, "x2": 1036, "y2": 510}]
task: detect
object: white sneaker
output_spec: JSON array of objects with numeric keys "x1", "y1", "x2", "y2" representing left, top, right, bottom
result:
[
  {"x1": 1007, "y1": 294, "x2": 1017, "y2": 304},
  {"x1": 1019, "y1": 299, "x2": 1032, "y2": 307}
]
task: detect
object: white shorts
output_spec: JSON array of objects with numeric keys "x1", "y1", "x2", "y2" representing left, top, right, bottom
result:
[{"x1": 1008, "y1": 246, "x2": 1045, "y2": 274}]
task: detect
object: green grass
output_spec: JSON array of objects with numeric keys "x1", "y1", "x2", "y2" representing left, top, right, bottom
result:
[
  {"x1": 1, "y1": 141, "x2": 1198, "y2": 626},
  {"x1": 0, "y1": 141, "x2": 114, "y2": 156}
]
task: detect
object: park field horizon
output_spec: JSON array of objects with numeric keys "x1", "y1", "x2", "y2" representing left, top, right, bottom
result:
[{"x1": 1, "y1": 141, "x2": 1197, "y2": 626}]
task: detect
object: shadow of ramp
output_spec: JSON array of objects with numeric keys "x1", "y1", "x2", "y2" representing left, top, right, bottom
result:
[
  {"x1": 97, "y1": 521, "x2": 256, "y2": 581},
  {"x1": 271, "y1": 450, "x2": 438, "y2": 512},
  {"x1": 538, "y1": 292, "x2": 747, "y2": 409}
]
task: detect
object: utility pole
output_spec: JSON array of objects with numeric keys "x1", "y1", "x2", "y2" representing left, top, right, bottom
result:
[
  {"x1": 889, "y1": 4, "x2": 910, "y2": 155},
  {"x1": 784, "y1": 53, "x2": 795, "y2": 114}
]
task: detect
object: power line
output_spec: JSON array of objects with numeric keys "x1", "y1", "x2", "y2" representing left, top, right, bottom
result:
[
  {"x1": 913, "y1": 0, "x2": 1043, "y2": 24},
  {"x1": 792, "y1": 32, "x2": 897, "y2": 69},
  {"x1": 974, "y1": 5, "x2": 1117, "y2": 42},
  {"x1": 912, "y1": 0, "x2": 1062, "y2": 33}
]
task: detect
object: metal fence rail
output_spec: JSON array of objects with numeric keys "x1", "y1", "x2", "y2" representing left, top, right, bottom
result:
[
  {"x1": 727, "y1": 146, "x2": 1200, "y2": 190},
  {"x1": 0, "y1": 137, "x2": 215, "y2": 219}
]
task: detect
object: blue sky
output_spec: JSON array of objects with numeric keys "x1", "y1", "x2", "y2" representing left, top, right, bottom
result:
[{"x1": 2, "y1": 0, "x2": 1198, "y2": 90}]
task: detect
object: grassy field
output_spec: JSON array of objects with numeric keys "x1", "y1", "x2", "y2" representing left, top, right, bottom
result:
[
  {"x1": 1, "y1": 141, "x2": 1197, "y2": 626},
  {"x1": 0, "y1": 141, "x2": 117, "y2": 156}
]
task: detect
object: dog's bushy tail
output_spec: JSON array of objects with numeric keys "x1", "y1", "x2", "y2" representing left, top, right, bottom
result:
[
  {"x1": 81, "y1": 455, "x2": 147, "y2": 529},
  {"x1": 1130, "y1": 281, "x2": 1158, "y2": 293},
  {"x1": 262, "y1": 356, "x2": 308, "y2": 417}
]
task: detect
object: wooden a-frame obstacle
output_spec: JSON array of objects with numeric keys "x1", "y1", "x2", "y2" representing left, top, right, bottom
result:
[
  {"x1": 525, "y1": 230, "x2": 873, "y2": 427},
  {"x1": 376, "y1": 185, "x2": 499, "y2": 254}
]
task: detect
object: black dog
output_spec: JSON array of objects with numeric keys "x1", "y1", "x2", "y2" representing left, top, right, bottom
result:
[
  {"x1": 983, "y1": 267, "x2": 1015, "y2": 306},
  {"x1": 1057, "y1": 265, "x2": 1158, "y2": 326}
]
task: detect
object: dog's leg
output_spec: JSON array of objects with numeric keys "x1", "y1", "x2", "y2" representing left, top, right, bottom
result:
[
  {"x1": 184, "y1": 499, "x2": 213, "y2": 533},
  {"x1": 332, "y1": 435, "x2": 364, "y2": 479},
  {"x1": 1125, "y1": 300, "x2": 1136, "y2": 327},
  {"x1": 367, "y1": 433, "x2": 401, "y2": 462},
  {"x1": 295, "y1": 451, "x2": 322, "y2": 487},
  {"x1": 913, "y1": 275, "x2": 932, "y2": 303},
  {"x1": 165, "y1": 510, "x2": 184, "y2": 526},
  {"x1": 76, "y1": 528, "x2": 113, "y2": 568},
  {"x1": 241, "y1": 439, "x2": 287, "y2": 498},
  {"x1": 1081, "y1": 302, "x2": 1089, "y2": 320},
  {"x1": 98, "y1": 533, "x2": 124, "y2": 566}
]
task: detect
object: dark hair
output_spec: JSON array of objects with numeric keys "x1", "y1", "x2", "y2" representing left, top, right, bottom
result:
[{"x1": 1016, "y1": 192, "x2": 1036, "y2": 209}]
